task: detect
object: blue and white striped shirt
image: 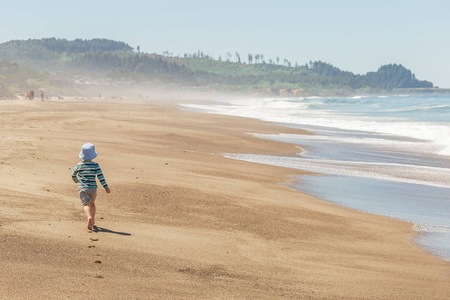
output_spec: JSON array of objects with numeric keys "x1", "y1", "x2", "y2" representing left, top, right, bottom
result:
[{"x1": 72, "y1": 161, "x2": 109, "y2": 189}]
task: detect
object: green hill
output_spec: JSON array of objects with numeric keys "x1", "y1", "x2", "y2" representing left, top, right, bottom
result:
[
  {"x1": 0, "y1": 38, "x2": 131, "y2": 61},
  {"x1": 0, "y1": 38, "x2": 435, "y2": 98}
]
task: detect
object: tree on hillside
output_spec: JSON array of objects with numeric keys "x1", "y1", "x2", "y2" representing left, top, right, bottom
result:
[
  {"x1": 309, "y1": 60, "x2": 353, "y2": 77},
  {"x1": 248, "y1": 53, "x2": 253, "y2": 64},
  {"x1": 255, "y1": 54, "x2": 260, "y2": 64}
]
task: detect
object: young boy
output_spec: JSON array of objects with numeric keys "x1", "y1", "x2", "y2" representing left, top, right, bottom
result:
[{"x1": 72, "y1": 143, "x2": 110, "y2": 230}]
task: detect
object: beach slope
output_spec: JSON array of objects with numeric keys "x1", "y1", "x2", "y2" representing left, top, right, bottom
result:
[{"x1": 0, "y1": 99, "x2": 449, "y2": 299}]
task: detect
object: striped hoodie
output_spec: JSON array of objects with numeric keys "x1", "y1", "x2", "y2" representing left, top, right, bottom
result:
[{"x1": 72, "y1": 161, "x2": 109, "y2": 189}]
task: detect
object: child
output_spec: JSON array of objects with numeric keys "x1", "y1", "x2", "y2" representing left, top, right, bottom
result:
[{"x1": 72, "y1": 143, "x2": 110, "y2": 230}]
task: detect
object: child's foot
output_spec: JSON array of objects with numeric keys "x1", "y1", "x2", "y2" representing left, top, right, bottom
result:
[{"x1": 87, "y1": 217, "x2": 94, "y2": 231}]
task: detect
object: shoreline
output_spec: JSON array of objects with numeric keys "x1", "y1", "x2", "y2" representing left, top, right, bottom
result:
[
  {"x1": 215, "y1": 118, "x2": 450, "y2": 261},
  {"x1": 182, "y1": 94, "x2": 450, "y2": 262},
  {"x1": 0, "y1": 98, "x2": 449, "y2": 298}
]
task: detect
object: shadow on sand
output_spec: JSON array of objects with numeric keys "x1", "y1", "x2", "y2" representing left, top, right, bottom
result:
[{"x1": 93, "y1": 226, "x2": 131, "y2": 236}]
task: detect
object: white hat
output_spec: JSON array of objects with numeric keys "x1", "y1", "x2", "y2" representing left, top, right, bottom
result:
[{"x1": 79, "y1": 143, "x2": 97, "y2": 160}]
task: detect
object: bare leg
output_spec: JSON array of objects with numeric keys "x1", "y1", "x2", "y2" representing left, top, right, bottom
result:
[
  {"x1": 83, "y1": 205, "x2": 94, "y2": 230},
  {"x1": 90, "y1": 202, "x2": 96, "y2": 226}
]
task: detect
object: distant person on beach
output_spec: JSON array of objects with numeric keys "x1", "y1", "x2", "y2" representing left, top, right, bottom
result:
[
  {"x1": 26, "y1": 90, "x2": 34, "y2": 100},
  {"x1": 40, "y1": 90, "x2": 44, "y2": 101},
  {"x1": 71, "y1": 143, "x2": 110, "y2": 230}
]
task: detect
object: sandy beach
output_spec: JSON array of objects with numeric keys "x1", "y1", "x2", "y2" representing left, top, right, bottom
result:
[{"x1": 1, "y1": 98, "x2": 449, "y2": 299}]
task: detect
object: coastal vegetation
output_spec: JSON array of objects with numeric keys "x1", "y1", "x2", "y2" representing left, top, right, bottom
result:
[
  {"x1": 0, "y1": 38, "x2": 437, "y2": 98},
  {"x1": 0, "y1": 60, "x2": 49, "y2": 98}
]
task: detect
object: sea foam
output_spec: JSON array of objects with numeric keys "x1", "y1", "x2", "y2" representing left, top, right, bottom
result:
[{"x1": 181, "y1": 95, "x2": 450, "y2": 157}]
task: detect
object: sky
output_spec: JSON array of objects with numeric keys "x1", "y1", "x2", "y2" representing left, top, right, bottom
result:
[{"x1": 2, "y1": 0, "x2": 450, "y2": 87}]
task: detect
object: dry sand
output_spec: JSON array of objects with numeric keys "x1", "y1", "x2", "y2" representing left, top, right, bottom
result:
[{"x1": 0, "y1": 98, "x2": 449, "y2": 299}]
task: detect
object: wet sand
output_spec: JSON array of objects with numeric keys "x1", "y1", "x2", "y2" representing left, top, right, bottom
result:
[{"x1": 0, "y1": 98, "x2": 449, "y2": 299}]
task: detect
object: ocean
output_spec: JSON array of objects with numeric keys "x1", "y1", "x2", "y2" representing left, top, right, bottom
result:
[{"x1": 181, "y1": 94, "x2": 450, "y2": 261}]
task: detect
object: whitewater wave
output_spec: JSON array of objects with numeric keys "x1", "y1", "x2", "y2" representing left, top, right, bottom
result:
[
  {"x1": 414, "y1": 224, "x2": 450, "y2": 233},
  {"x1": 181, "y1": 95, "x2": 450, "y2": 158},
  {"x1": 223, "y1": 153, "x2": 450, "y2": 189}
]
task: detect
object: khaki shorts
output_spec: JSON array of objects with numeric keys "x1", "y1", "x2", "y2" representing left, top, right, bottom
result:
[{"x1": 79, "y1": 187, "x2": 97, "y2": 206}]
